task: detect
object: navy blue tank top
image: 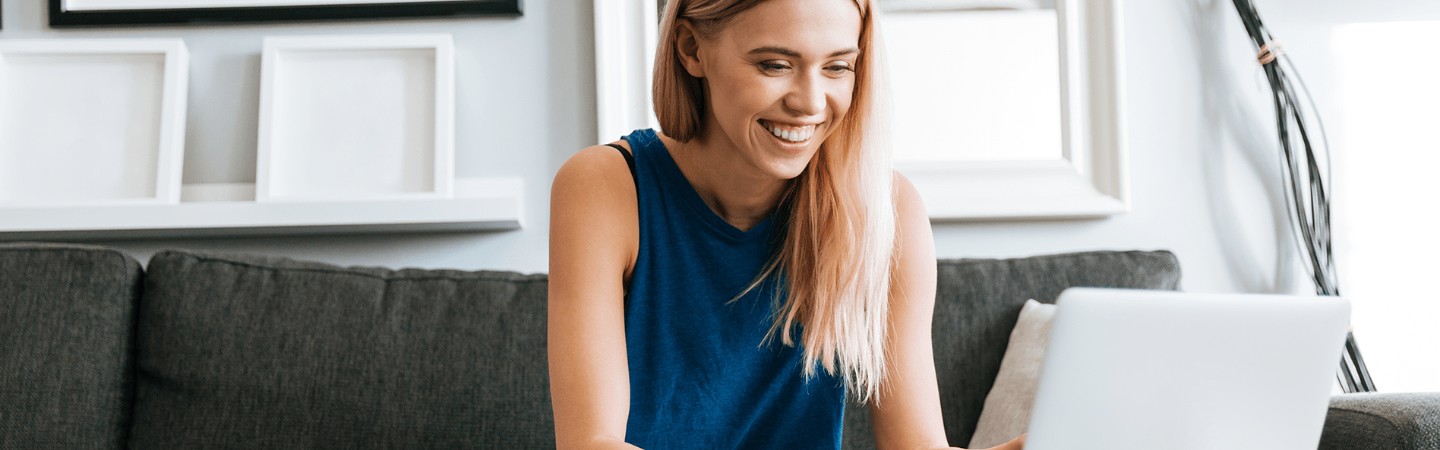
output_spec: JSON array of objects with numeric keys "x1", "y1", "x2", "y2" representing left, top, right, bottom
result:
[{"x1": 618, "y1": 129, "x2": 846, "y2": 449}]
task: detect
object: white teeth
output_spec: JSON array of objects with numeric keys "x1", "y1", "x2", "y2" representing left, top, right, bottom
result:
[{"x1": 763, "y1": 121, "x2": 815, "y2": 143}]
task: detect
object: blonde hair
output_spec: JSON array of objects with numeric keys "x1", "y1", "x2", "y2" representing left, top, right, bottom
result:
[{"x1": 653, "y1": 0, "x2": 897, "y2": 405}]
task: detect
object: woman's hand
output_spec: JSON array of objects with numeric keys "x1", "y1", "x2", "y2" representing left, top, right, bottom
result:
[
  {"x1": 936, "y1": 433, "x2": 1026, "y2": 450},
  {"x1": 978, "y1": 433, "x2": 1026, "y2": 450}
]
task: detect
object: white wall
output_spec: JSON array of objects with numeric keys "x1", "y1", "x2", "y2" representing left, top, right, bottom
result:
[
  {"x1": 1252, "y1": 0, "x2": 1440, "y2": 393},
  {"x1": 929, "y1": 0, "x2": 1309, "y2": 296},
  {"x1": 921, "y1": 0, "x2": 1440, "y2": 301},
  {"x1": 0, "y1": 1, "x2": 1427, "y2": 301},
  {"x1": 1, "y1": 1, "x2": 594, "y2": 273}
]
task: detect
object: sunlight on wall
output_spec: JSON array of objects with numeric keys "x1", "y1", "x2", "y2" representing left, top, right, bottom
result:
[
  {"x1": 1333, "y1": 20, "x2": 1440, "y2": 393},
  {"x1": 882, "y1": 10, "x2": 1062, "y2": 162}
]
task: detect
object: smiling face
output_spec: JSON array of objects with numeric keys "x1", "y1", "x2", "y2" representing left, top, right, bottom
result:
[{"x1": 677, "y1": 0, "x2": 863, "y2": 180}]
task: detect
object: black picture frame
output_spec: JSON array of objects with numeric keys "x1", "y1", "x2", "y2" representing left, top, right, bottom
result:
[{"x1": 49, "y1": 0, "x2": 520, "y2": 28}]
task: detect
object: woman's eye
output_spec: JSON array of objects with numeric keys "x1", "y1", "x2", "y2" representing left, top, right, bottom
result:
[
  {"x1": 825, "y1": 64, "x2": 855, "y2": 75},
  {"x1": 759, "y1": 62, "x2": 791, "y2": 73}
]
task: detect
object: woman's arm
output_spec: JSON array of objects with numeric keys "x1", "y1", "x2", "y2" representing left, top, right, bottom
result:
[
  {"x1": 548, "y1": 145, "x2": 643, "y2": 450},
  {"x1": 869, "y1": 173, "x2": 1024, "y2": 450}
]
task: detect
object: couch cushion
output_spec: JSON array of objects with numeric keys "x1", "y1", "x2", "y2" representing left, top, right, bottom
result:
[
  {"x1": 129, "y1": 249, "x2": 551, "y2": 449},
  {"x1": 0, "y1": 242, "x2": 142, "y2": 450},
  {"x1": 1320, "y1": 392, "x2": 1440, "y2": 450},
  {"x1": 968, "y1": 299, "x2": 1056, "y2": 448},
  {"x1": 842, "y1": 250, "x2": 1181, "y2": 449}
]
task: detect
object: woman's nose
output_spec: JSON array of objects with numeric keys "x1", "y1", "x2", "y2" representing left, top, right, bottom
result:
[{"x1": 784, "y1": 74, "x2": 826, "y2": 117}]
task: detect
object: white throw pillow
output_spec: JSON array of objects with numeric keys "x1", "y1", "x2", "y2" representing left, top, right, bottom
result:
[{"x1": 967, "y1": 299, "x2": 1057, "y2": 449}]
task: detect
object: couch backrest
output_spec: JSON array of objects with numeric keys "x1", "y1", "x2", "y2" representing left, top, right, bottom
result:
[
  {"x1": 129, "y1": 249, "x2": 552, "y2": 449},
  {"x1": 11, "y1": 244, "x2": 1178, "y2": 448},
  {"x1": 0, "y1": 242, "x2": 143, "y2": 450},
  {"x1": 842, "y1": 250, "x2": 1182, "y2": 449}
]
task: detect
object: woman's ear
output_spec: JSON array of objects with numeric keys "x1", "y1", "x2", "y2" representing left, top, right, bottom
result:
[{"x1": 676, "y1": 20, "x2": 706, "y2": 78}]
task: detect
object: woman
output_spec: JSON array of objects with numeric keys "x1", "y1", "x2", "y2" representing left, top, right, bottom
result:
[{"x1": 549, "y1": 0, "x2": 1026, "y2": 448}]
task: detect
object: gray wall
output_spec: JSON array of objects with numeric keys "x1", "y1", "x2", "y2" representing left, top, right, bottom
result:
[{"x1": 2, "y1": 1, "x2": 1425, "y2": 294}]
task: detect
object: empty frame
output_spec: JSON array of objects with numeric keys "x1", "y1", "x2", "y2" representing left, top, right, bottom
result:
[
  {"x1": 256, "y1": 34, "x2": 455, "y2": 202},
  {"x1": 0, "y1": 39, "x2": 188, "y2": 206}
]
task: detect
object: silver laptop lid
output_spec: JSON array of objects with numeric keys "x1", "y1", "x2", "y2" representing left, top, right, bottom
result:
[{"x1": 1024, "y1": 288, "x2": 1350, "y2": 450}]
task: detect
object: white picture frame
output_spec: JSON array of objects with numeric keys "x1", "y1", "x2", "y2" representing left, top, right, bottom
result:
[
  {"x1": 256, "y1": 34, "x2": 455, "y2": 202},
  {"x1": 593, "y1": 0, "x2": 1128, "y2": 221},
  {"x1": 0, "y1": 38, "x2": 189, "y2": 207}
]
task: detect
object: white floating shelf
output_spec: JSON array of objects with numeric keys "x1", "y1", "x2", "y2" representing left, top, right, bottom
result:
[{"x1": 0, "y1": 177, "x2": 522, "y2": 240}]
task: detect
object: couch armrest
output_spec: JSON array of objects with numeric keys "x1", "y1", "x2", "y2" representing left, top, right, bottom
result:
[{"x1": 1320, "y1": 392, "x2": 1440, "y2": 450}]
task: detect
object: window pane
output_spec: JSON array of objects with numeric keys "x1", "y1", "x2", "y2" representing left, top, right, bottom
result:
[
  {"x1": 882, "y1": 9, "x2": 1062, "y2": 162},
  {"x1": 1333, "y1": 20, "x2": 1440, "y2": 393}
]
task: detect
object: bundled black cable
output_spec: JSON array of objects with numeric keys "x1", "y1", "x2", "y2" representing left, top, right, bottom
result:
[{"x1": 1229, "y1": 0, "x2": 1375, "y2": 393}]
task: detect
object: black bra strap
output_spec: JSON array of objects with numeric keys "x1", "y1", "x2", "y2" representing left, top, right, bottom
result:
[{"x1": 605, "y1": 142, "x2": 638, "y2": 186}]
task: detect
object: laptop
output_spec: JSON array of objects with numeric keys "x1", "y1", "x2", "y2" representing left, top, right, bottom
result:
[{"x1": 1024, "y1": 288, "x2": 1351, "y2": 450}]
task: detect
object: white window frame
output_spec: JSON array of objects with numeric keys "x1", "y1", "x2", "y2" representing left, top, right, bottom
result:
[
  {"x1": 594, "y1": 0, "x2": 661, "y2": 145},
  {"x1": 593, "y1": 0, "x2": 1127, "y2": 220}
]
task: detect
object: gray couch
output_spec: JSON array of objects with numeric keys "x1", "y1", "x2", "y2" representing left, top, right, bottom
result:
[{"x1": 1, "y1": 242, "x2": 1435, "y2": 449}]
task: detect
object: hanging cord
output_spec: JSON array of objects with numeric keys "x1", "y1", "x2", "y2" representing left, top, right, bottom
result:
[{"x1": 1229, "y1": 0, "x2": 1376, "y2": 393}]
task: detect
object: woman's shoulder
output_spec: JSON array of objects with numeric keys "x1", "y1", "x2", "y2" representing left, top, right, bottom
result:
[
  {"x1": 551, "y1": 141, "x2": 641, "y2": 271},
  {"x1": 892, "y1": 170, "x2": 925, "y2": 214},
  {"x1": 552, "y1": 140, "x2": 640, "y2": 226},
  {"x1": 891, "y1": 170, "x2": 933, "y2": 244},
  {"x1": 554, "y1": 141, "x2": 635, "y2": 191}
]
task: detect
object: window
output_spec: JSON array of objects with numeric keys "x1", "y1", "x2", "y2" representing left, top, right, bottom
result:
[
  {"x1": 883, "y1": 0, "x2": 1062, "y2": 163},
  {"x1": 1332, "y1": 20, "x2": 1440, "y2": 393},
  {"x1": 880, "y1": 0, "x2": 1128, "y2": 220}
]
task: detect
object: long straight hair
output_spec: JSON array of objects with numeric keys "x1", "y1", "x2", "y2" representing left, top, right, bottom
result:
[{"x1": 652, "y1": 0, "x2": 897, "y2": 405}]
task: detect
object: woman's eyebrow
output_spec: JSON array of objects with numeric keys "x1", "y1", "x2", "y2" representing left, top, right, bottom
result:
[{"x1": 746, "y1": 46, "x2": 861, "y2": 58}]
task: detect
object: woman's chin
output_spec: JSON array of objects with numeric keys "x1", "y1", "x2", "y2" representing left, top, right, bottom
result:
[{"x1": 767, "y1": 159, "x2": 813, "y2": 181}]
